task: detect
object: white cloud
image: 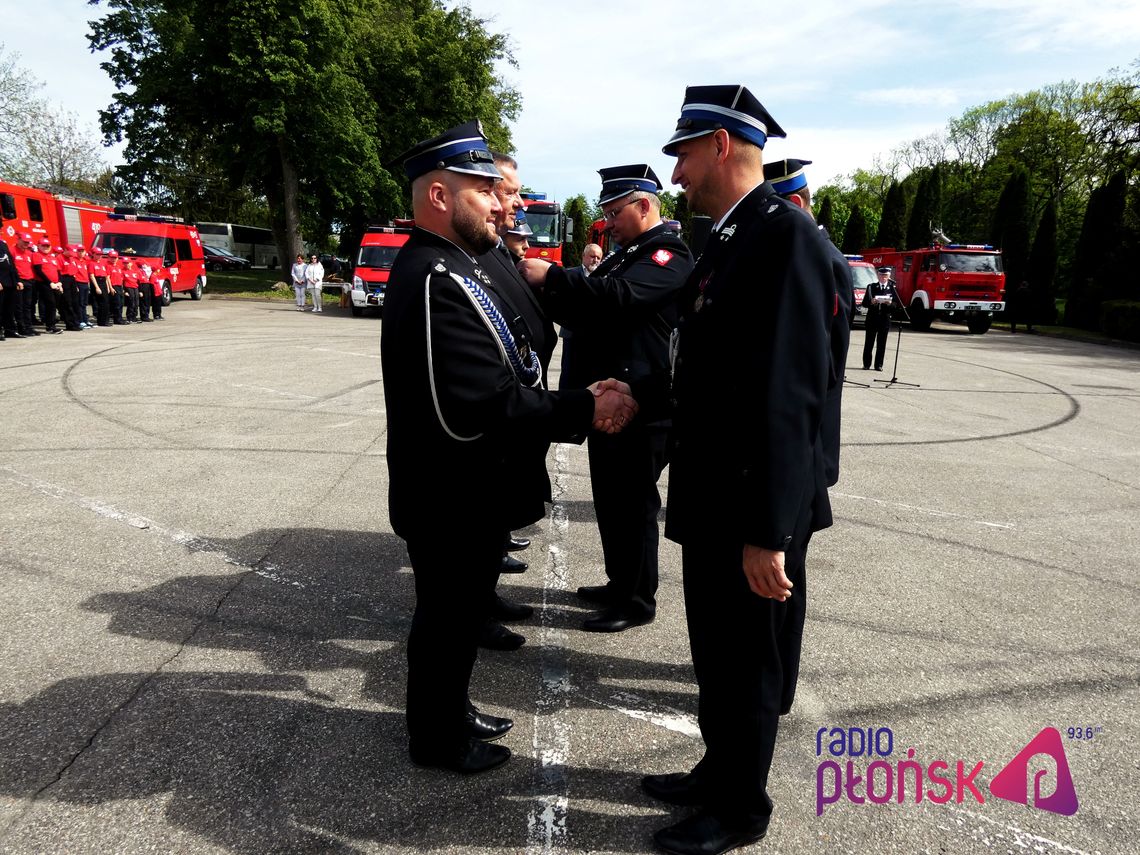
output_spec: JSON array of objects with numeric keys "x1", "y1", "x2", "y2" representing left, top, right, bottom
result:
[{"x1": 856, "y1": 88, "x2": 961, "y2": 109}]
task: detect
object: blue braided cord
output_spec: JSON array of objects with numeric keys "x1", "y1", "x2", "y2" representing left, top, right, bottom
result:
[{"x1": 460, "y1": 276, "x2": 541, "y2": 386}]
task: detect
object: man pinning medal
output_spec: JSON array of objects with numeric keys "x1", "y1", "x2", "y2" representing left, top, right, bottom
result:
[
  {"x1": 380, "y1": 121, "x2": 637, "y2": 775},
  {"x1": 518, "y1": 164, "x2": 693, "y2": 633}
]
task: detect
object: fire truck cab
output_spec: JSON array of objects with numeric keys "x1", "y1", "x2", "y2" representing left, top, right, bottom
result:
[
  {"x1": 863, "y1": 243, "x2": 1005, "y2": 334},
  {"x1": 92, "y1": 213, "x2": 208, "y2": 304},
  {"x1": 350, "y1": 222, "x2": 412, "y2": 316},
  {"x1": 520, "y1": 193, "x2": 571, "y2": 264}
]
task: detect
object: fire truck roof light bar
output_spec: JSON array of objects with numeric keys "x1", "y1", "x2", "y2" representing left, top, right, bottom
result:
[{"x1": 107, "y1": 213, "x2": 187, "y2": 225}]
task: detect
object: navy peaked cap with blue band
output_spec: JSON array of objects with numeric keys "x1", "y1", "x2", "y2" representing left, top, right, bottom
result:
[
  {"x1": 597, "y1": 164, "x2": 663, "y2": 205},
  {"x1": 395, "y1": 120, "x2": 503, "y2": 182},
  {"x1": 763, "y1": 158, "x2": 813, "y2": 195},
  {"x1": 507, "y1": 208, "x2": 533, "y2": 236},
  {"x1": 662, "y1": 85, "x2": 786, "y2": 155}
]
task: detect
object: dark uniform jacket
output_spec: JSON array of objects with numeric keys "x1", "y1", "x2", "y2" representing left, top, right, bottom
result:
[
  {"x1": 479, "y1": 240, "x2": 560, "y2": 521},
  {"x1": 861, "y1": 278, "x2": 899, "y2": 318},
  {"x1": 665, "y1": 183, "x2": 834, "y2": 551},
  {"x1": 381, "y1": 228, "x2": 595, "y2": 541},
  {"x1": 541, "y1": 223, "x2": 693, "y2": 419},
  {"x1": 820, "y1": 227, "x2": 853, "y2": 486}
]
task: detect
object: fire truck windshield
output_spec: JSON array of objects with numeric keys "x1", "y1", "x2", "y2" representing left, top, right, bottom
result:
[
  {"x1": 94, "y1": 233, "x2": 165, "y2": 258},
  {"x1": 522, "y1": 211, "x2": 558, "y2": 244},
  {"x1": 358, "y1": 245, "x2": 401, "y2": 268},
  {"x1": 940, "y1": 252, "x2": 1002, "y2": 273}
]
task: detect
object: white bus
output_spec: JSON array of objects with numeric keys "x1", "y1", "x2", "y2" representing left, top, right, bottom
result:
[{"x1": 197, "y1": 222, "x2": 277, "y2": 267}]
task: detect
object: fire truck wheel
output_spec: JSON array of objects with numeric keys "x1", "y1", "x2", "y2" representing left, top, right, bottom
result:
[
  {"x1": 967, "y1": 316, "x2": 992, "y2": 334},
  {"x1": 351, "y1": 305, "x2": 364, "y2": 317},
  {"x1": 190, "y1": 278, "x2": 204, "y2": 301},
  {"x1": 908, "y1": 302, "x2": 933, "y2": 331},
  {"x1": 162, "y1": 282, "x2": 172, "y2": 306}
]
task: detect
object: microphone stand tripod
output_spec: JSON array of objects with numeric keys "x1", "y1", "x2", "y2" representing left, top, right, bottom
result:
[{"x1": 873, "y1": 305, "x2": 920, "y2": 389}]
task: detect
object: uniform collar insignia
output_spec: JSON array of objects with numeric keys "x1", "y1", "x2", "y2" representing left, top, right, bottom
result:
[{"x1": 719, "y1": 224, "x2": 737, "y2": 241}]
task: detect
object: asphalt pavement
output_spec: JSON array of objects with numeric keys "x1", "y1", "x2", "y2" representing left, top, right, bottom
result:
[{"x1": 1, "y1": 300, "x2": 1136, "y2": 855}]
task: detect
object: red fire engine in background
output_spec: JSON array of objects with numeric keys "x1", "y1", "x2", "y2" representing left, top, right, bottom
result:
[
  {"x1": 349, "y1": 220, "x2": 413, "y2": 316},
  {"x1": 1, "y1": 180, "x2": 114, "y2": 249},
  {"x1": 520, "y1": 193, "x2": 571, "y2": 264},
  {"x1": 863, "y1": 242, "x2": 1006, "y2": 334}
]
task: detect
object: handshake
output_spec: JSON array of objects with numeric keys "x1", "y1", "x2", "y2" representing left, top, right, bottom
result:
[{"x1": 587, "y1": 378, "x2": 638, "y2": 433}]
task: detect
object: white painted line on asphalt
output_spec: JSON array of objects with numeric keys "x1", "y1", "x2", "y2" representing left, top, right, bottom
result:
[
  {"x1": 229, "y1": 382, "x2": 318, "y2": 400},
  {"x1": 942, "y1": 806, "x2": 1092, "y2": 854},
  {"x1": 295, "y1": 345, "x2": 381, "y2": 359},
  {"x1": 586, "y1": 689, "x2": 700, "y2": 738},
  {"x1": 527, "y1": 443, "x2": 573, "y2": 854},
  {"x1": 832, "y1": 491, "x2": 1015, "y2": 529}
]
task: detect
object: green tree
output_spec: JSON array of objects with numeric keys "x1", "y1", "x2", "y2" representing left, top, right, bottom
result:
[
  {"x1": 562, "y1": 194, "x2": 591, "y2": 267},
  {"x1": 874, "y1": 180, "x2": 907, "y2": 248},
  {"x1": 991, "y1": 169, "x2": 1032, "y2": 297},
  {"x1": 841, "y1": 204, "x2": 869, "y2": 254},
  {"x1": 673, "y1": 191, "x2": 694, "y2": 247},
  {"x1": 1026, "y1": 198, "x2": 1059, "y2": 324},
  {"x1": 1065, "y1": 171, "x2": 1128, "y2": 329},
  {"x1": 905, "y1": 175, "x2": 931, "y2": 249},
  {"x1": 817, "y1": 194, "x2": 836, "y2": 242},
  {"x1": 89, "y1": 0, "x2": 518, "y2": 270}
]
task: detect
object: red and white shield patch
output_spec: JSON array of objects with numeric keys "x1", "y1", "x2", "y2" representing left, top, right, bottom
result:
[{"x1": 652, "y1": 249, "x2": 674, "y2": 266}]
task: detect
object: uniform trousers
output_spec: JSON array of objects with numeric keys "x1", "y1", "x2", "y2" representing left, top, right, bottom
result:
[
  {"x1": 93, "y1": 279, "x2": 111, "y2": 326},
  {"x1": 151, "y1": 289, "x2": 163, "y2": 319},
  {"x1": 112, "y1": 285, "x2": 126, "y2": 323},
  {"x1": 19, "y1": 282, "x2": 38, "y2": 332},
  {"x1": 77, "y1": 280, "x2": 92, "y2": 324},
  {"x1": 0, "y1": 284, "x2": 15, "y2": 333},
  {"x1": 862, "y1": 312, "x2": 891, "y2": 369},
  {"x1": 60, "y1": 275, "x2": 82, "y2": 329},
  {"x1": 404, "y1": 530, "x2": 501, "y2": 756},
  {"x1": 586, "y1": 423, "x2": 669, "y2": 616},
  {"x1": 124, "y1": 287, "x2": 139, "y2": 321},
  {"x1": 680, "y1": 499, "x2": 813, "y2": 826},
  {"x1": 139, "y1": 284, "x2": 152, "y2": 320}
]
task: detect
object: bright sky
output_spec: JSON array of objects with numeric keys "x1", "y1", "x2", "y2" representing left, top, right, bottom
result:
[{"x1": 6, "y1": 1, "x2": 1139, "y2": 206}]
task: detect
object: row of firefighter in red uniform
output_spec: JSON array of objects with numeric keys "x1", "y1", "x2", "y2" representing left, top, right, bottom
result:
[{"x1": 2, "y1": 232, "x2": 173, "y2": 338}]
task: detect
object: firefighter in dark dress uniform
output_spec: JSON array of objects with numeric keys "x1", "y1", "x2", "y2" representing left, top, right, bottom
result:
[
  {"x1": 380, "y1": 121, "x2": 637, "y2": 775},
  {"x1": 764, "y1": 157, "x2": 853, "y2": 486},
  {"x1": 642, "y1": 85, "x2": 836, "y2": 855},
  {"x1": 862, "y1": 266, "x2": 900, "y2": 370},
  {"x1": 518, "y1": 164, "x2": 694, "y2": 632}
]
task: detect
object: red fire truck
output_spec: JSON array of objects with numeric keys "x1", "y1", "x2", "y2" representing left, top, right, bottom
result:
[
  {"x1": 862, "y1": 243, "x2": 1006, "y2": 334},
  {"x1": 349, "y1": 221, "x2": 413, "y2": 316},
  {"x1": 92, "y1": 213, "x2": 208, "y2": 303},
  {"x1": 520, "y1": 193, "x2": 571, "y2": 264},
  {"x1": 1, "y1": 180, "x2": 114, "y2": 249}
]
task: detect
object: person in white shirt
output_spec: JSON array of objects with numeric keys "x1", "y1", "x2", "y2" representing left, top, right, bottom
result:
[
  {"x1": 291, "y1": 253, "x2": 308, "y2": 310},
  {"x1": 304, "y1": 254, "x2": 325, "y2": 312}
]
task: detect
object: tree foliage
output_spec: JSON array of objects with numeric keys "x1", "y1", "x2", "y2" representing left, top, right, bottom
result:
[
  {"x1": 562, "y1": 194, "x2": 592, "y2": 267},
  {"x1": 841, "y1": 205, "x2": 869, "y2": 254},
  {"x1": 0, "y1": 43, "x2": 109, "y2": 185},
  {"x1": 1066, "y1": 170, "x2": 1129, "y2": 329},
  {"x1": 990, "y1": 168, "x2": 1032, "y2": 292},
  {"x1": 816, "y1": 195, "x2": 835, "y2": 242},
  {"x1": 88, "y1": 0, "x2": 519, "y2": 269},
  {"x1": 874, "y1": 180, "x2": 907, "y2": 249},
  {"x1": 1026, "y1": 198, "x2": 1058, "y2": 323}
]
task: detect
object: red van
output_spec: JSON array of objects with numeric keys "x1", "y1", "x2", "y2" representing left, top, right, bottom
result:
[
  {"x1": 91, "y1": 214, "x2": 208, "y2": 304},
  {"x1": 349, "y1": 222, "x2": 412, "y2": 316}
]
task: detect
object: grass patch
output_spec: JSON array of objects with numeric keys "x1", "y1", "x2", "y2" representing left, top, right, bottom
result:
[{"x1": 205, "y1": 268, "x2": 347, "y2": 302}]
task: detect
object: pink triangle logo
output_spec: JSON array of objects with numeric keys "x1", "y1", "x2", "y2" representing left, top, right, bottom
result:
[{"x1": 989, "y1": 727, "x2": 1079, "y2": 816}]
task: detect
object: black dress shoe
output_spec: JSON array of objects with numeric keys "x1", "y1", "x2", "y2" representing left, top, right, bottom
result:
[
  {"x1": 581, "y1": 607, "x2": 654, "y2": 633},
  {"x1": 653, "y1": 811, "x2": 768, "y2": 855},
  {"x1": 576, "y1": 584, "x2": 615, "y2": 605},
  {"x1": 505, "y1": 535, "x2": 530, "y2": 552},
  {"x1": 467, "y1": 710, "x2": 513, "y2": 741},
  {"x1": 642, "y1": 771, "x2": 707, "y2": 806},
  {"x1": 410, "y1": 738, "x2": 511, "y2": 774},
  {"x1": 478, "y1": 622, "x2": 525, "y2": 650},
  {"x1": 491, "y1": 595, "x2": 534, "y2": 622},
  {"x1": 501, "y1": 554, "x2": 528, "y2": 574}
]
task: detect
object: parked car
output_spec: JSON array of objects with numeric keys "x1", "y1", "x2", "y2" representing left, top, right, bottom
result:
[
  {"x1": 203, "y1": 244, "x2": 252, "y2": 270},
  {"x1": 846, "y1": 256, "x2": 878, "y2": 327}
]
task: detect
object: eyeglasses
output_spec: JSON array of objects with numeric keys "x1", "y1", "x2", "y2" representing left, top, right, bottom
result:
[{"x1": 602, "y1": 198, "x2": 641, "y2": 222}]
